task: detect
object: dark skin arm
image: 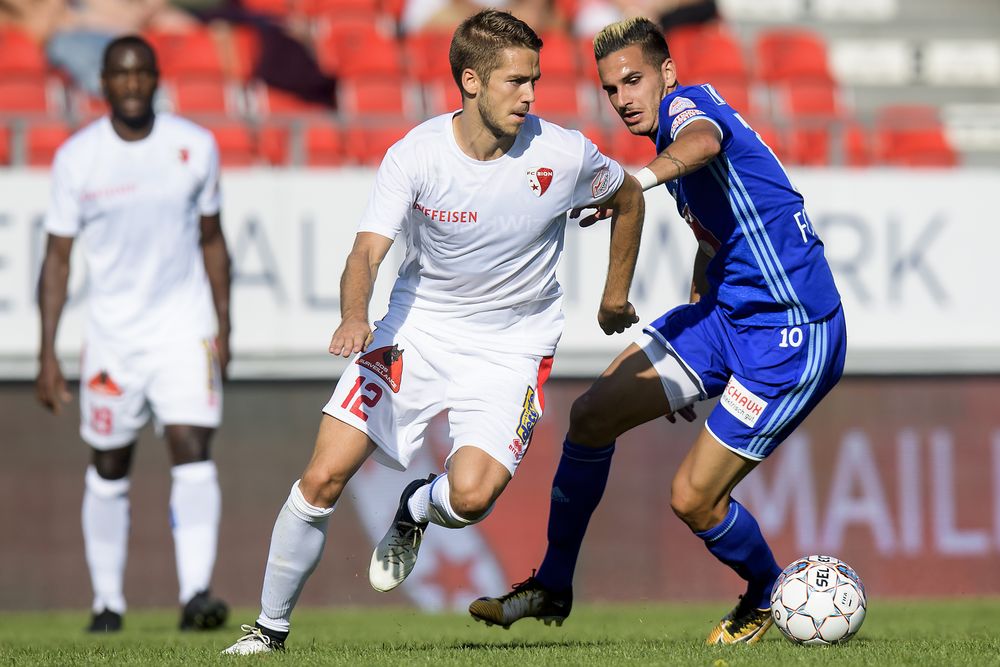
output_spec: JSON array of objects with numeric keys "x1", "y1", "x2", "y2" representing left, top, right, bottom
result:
[
  {"x1": 36, "y1": 234, "x2": 74, "y2": 414},
  {"x1": 200, "y1": 213, "x2": 232, "y2": 379},
  {"x1": 595, "y1": 174, "x2": 645, "y2": 335}
]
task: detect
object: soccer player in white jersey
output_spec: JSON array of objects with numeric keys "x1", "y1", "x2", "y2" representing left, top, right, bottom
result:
[
  {"x1": 222, "y1": 9, "x2": 645, "y2": 655},
  {"x1": 36, "y1": 36, "x2": 232, "y2": 633}
]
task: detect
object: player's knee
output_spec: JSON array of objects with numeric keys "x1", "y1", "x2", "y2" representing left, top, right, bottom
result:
[
  {"x1": 92, "y1": 449, "x2": 132, "y2": 480},
  {"x1": 299, "y1": 465, "x2": 349, "y2": 508},
  {"x1": 568, "y1": 390, "x2": 617, "y2": 445},
  {"x1": 447, "y1": 481, "x2": 494, "y2": 522},
  {"x1": 166, "y1": 425, "x2": 212, "y2": 465},
  {"x1": 670, "y1": 483, "x2": 715, "y2": 532}
]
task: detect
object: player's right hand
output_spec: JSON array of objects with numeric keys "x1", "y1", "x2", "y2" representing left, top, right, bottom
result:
[
  {"x1": 36, "y1": 358, "x2": 71, "y2": 414},
  {"x1": 329, "y1": 319, "x2": 374, "y2": 358},
  {"x1": 598, "y1": 299, "x2": 640, "y2": 335},
  {"x1": 570, "y1": 206, "x2": 612, "y2": 228}
]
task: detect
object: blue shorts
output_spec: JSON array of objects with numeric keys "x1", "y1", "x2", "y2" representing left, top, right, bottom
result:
[{"x1": 643, "y1": 301, "x2": 846, "y2": 461}]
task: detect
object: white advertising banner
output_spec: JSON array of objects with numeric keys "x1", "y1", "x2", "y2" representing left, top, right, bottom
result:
[{"x1": 1, "y1": 168, "x2": 997, "y2": 378}]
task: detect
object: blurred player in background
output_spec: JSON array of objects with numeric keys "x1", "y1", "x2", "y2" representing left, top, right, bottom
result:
[
  {"x1": 222, "y1": 9, "x2": 646, "y2": 655},
  {"x1": 35, "y1": 35, "x2": 232, "y2": 633},
  {"x1": 471, "y1": 17, "x2": 846, "y2": 645}
]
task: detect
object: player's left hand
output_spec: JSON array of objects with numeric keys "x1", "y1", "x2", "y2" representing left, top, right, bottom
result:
[
  {"x1": 598, "y1": 299, "x2": 639, "y2": 335},
  {"x1": 570, "y1": 206, "x2": 612, "y2": 228},
  {"x1": 665, "y1": 405, "x2": 697, "y2": 423}
]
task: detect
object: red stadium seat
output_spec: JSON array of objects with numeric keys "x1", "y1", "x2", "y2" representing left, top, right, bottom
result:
[
  {"x1": 27, "y1": 122, "x2": 73, "y2": 166},
  {"x1": 680, "y1": 24, "x2": 747, "y2": 83},
  {"x1": 777, "y1": 79, "x2": 841, "y2": 119},
  {"x1": 338, "y1": 77, "x2": 408, "y2": 116},
  {"x1": 755, "y1": 29, "x2": 833, "y2": 83},
  {"x1": 708, "y1": 77, "x2": 752, "y2": 115},
  {"x1": 335, "y1": 32, "x2": 403, "y2": 78},
  {"x1": 168, "y1": 77, "x2": 231, "y2": 114},
  {"x1": 0, "y1": 28, "x2": 46, "y2": 77},
  {"x1": 301, "y1": 0, "x2": 379, "y2": 18},
  {"x1": 314, "y1": 16, "x2": 388, "y2": 75},
  {"x1": 874, "y1": 105, "x2": 957, "y2": 167},
  {"x1": 405, "y1": 31, "x2": 454, "y2": 83},
  {"x1": 843, "y1": 122, "x2": 871, "y2": 167},
  {"x1": 147, "y1": 28, "x2": 225, "y2": 80},
  {"x1": 206, "y1": 122, "x2": 256, "y2": 166},
  {"x1": 539, "y1": 31, "x2": 580, "y2": 79},
  {"x1": 258, "y1": 123, "x2": 291, "y2": 165},
  {"x1": 0, "y1": 77, "x2": 52, "y2": 114},
  {"x1": 0, "y1": 124, "x2": 10, "y2": 165},
  {"x1": 344, "y1": 123, "x2": 409, "y2": 165},
  {"x1": 787, "y1": 125, "x2": 831, "y2": 165},
  {"x1": 532, "y1": 77, "x2": 581, "y2": 117},
  {"x1": 254, "y1": 84, "x2": 331, "y2": 115},
  {"x1": 609, "y1": 126, "x2": 653, "y2": 167},
  {"x1": 227, "y1": 26, "x2": 261, "y2": 81},
  {"x1": 304, "y1": 122, "x2": 345, "y2": 165}
]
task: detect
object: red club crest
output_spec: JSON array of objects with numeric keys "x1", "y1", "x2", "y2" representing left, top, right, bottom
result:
[{"x1": 526, "y1": 167, "x2": 553, "y2": 197}]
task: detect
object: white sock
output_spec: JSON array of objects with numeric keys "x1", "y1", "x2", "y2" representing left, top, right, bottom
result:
[
  {"x1": 170, "y1": 461, "x2": 221, "y2": 604},
  {"x1": 82, "y1": 466, "x2": 130, "y2": 614},
  {"x1": 257, "y1": 480, "x2": 334, "y2": 634},
  {"x1": 406, "y1": 481, "x2": 432, "y2": 523},
  {"x1": 425, "y1": 474, "x2": 493, "y2": 529}
]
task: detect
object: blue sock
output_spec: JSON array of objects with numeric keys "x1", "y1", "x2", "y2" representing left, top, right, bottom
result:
[
  {"x1": 536, "y1": 439, "x2": 615, "y2": 592},
  {"x1": 695, "y1": 499, "x2": 781, "y2": 609}
]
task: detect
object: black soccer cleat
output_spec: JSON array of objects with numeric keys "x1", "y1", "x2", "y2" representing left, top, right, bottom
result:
[
  {"x1": 469, "y1": 572, "x2": 572, "y2": 629},
  {"x1": 87, "y1": 608, "x2": 123, "y2": 633},
  {"x1": 179, "y1": 590, "x2": 229, "y2": 631}
]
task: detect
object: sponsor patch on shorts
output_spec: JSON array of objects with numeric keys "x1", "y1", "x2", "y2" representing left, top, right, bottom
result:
[
  {"x1": 670, "y1": 108, "x2": 706, "y2": 136},
  {"x1": 357, "y1": 344, "x2": 404, "y2": 393},
  {"x1": 668, "y1": 96, "x2": 696, "y2": 116},
  {"x1": 720, "y1": 376, "x2": 767, "y2": 428},
  {"x1": 515, "y1": 386, "x2": 541, "y2": 445}
]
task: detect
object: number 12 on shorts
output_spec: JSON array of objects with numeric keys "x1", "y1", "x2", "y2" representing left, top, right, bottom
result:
[{"x1": 342, "y1": 376, "x2": 383, "y2": 421}]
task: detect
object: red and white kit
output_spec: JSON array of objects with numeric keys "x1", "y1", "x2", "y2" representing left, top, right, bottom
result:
[
  {"x1": 325, "y1": 112, "x2": 624, "y2": 474},
  {"x1": 45, "y1": 113, "x2": 223, "y2": 448}
]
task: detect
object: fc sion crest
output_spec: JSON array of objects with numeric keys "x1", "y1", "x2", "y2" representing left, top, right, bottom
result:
[{"x1": 526, "y1": 167, "x2": 553, "y2": 196}]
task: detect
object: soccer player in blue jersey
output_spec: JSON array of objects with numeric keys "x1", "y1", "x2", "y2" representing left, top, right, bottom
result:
[{"x1": 469, "y1": 17, "x2": 847, "y2": 645}]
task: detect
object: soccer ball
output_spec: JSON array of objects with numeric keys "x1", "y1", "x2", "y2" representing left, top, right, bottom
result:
[{"x1": 770, "y1": 554, "x2": 866, "y2": 645}]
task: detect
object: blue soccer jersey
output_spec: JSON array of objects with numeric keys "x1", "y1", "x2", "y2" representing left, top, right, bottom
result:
[{"x1": 655, "y1": 83, "x2": 840, "y2": 327}]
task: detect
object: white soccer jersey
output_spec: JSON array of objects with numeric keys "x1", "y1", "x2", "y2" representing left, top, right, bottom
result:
[
  {"x1": 45, "y1": 113, "x2": 221, "y2": 351},
  {"x1": 360, "y1": 112, "x2": 625, "y2": 355}
]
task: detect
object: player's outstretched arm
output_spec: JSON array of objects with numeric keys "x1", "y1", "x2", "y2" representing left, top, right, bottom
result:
[
  {"x1": 200, "y1": 213, "x2": 232, "y2": 379},
  {"x1": 329, "y1": 231, "x2": 394, "y2": 358},
  {"x1": 597, "y1": 174, "x2": 644, "y2": 335},
  {"x1": 36, "y1": 234, "x2": 74, "y2": 414},
  {"x1": 637, "y1": 120, "x2": 722, "y2": 188}
]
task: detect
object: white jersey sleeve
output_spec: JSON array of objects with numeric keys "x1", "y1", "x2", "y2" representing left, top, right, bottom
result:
[
  {"x1": 196, "y1": 136, "x2": 222, "y2": 216},
  {"x1": 357, "y1": 144, "x2": 416, "y2": 240},
  {"x1": 45, "y1": 146, "x2": 83, "y2": 237},
  {"x1": 570, "y1": 135, "x2": 625, "y2": 209}
]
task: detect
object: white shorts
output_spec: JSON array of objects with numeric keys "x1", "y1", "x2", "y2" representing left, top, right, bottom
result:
[
  {"x1": 323, "y1": 324, "x2": 553, "y2": 476},
  {"x1": 80, "y1": 337, "x2": 222, "y2": 450}
]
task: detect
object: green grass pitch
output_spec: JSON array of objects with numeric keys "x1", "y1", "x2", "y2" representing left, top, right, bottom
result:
[{"x1": 1, "y1": 599, "x2": 997, "y2": 666}]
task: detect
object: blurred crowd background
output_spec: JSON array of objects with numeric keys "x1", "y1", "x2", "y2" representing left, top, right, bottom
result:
[{"x1": 0, "y1": 0, "x2": 998, "y2": 169}]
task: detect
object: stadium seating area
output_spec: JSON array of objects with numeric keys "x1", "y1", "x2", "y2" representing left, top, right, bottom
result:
[{"x1": 0, "y1": 0, "x2": 996, "y2": 167}]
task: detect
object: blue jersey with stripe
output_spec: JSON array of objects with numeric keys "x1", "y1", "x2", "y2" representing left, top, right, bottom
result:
[{"x1": 655, "y1": 84, "x2": 841, "y2": 326}]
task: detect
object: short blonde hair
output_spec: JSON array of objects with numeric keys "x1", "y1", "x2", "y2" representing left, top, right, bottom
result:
[{"x1": 593, "y1": 17, "x2": 670, "y2": 66}]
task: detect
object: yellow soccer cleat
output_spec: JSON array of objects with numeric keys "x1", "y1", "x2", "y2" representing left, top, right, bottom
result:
[{"x1": 706, "y1": 596, "x2": 773, "y2": 645}]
